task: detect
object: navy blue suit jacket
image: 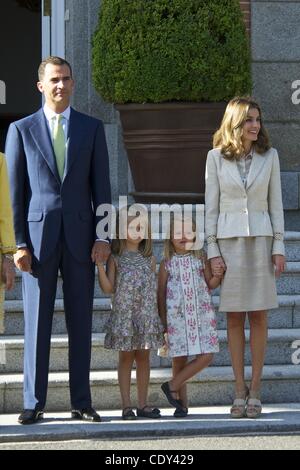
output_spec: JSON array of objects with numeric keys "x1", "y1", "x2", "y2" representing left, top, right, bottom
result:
[{"x1": 5, "y1": 108, "x2": 111, "y2": 263}]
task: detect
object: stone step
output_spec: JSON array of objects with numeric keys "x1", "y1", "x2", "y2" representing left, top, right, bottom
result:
[
  {"x1": 4, "y1": 260, "x2": 300, "y2": 301},
  {"x1": 216, "y1": 294, "x2": 300, "y2": 329},
  {"x1": 283, "y1": 232, "x2": 300, "y2": 261},
  {"x1": 2, "y1": 294, "x2": 300, "y2": 336},
  {"x1": 5, "y1": 231, "x2": 300, "y2": 302},
  {"x1": 2, "y1": 298, "x2": 111, "y2": 335},
  {"x1": 2, "y1": 404, "x2": 300, "y2": 443},
  {"x1": 1, "y1": 365, "x2": 299, "y2": 413},
  {"x1": 11, "y1": 258, "x2": 300, "y2": 299},
  {"x1": 0, "y1": 329, "x2": 299, "y2": 374}
]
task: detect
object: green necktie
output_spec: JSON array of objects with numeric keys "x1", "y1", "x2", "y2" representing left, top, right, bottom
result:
[{"x1": 52, "y1": 114, "x2": 65, "y2": 180}]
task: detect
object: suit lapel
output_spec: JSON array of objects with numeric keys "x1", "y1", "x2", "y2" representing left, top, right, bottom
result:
[
  {"x1": 222, "y1": 157, "x2": 245, "y2": 192},
  {"x1": 29, "y1": 109, "x2": 61, "y2": 184},
  {"x1": 63, "y1": 108, "x2": 84, "y2": 181},
  {"x1": 246, "y1": 151, "x2": 267, "y2": 190}
]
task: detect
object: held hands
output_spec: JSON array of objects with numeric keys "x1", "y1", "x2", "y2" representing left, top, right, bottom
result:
[
  {"x1": 14, "y1": 248, "x2": 32, "y2": 273},
  {"x1": 1, "y1": 256, "x2": 16, "y2": 290},
  {"x1": 91, "y1": 241, "x2": 111, "y2": 265},
  {"x1": 272, "y1": 254, "x2": 286, "y2": 278},
  {"x1": 211, "y1": 256, "x2": 227, "y2": 279}
]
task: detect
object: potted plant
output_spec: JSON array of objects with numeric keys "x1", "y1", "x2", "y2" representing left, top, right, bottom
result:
[{"x1": 92, "y1": 0, "x2": 251, "y2": 203}]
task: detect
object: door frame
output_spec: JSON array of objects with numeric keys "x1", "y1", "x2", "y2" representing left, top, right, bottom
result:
[{"x1": 42, "y1": 0, "x2": 65, "y2": 59}]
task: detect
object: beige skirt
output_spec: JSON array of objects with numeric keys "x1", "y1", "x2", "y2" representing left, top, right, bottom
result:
[{"x1": 218, "y1": 237, "x2": 278, "y2": 312}]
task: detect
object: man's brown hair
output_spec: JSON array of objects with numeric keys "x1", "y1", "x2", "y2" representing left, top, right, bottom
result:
[{"x1": 38, "y1": 56, "x2": 73, "y2": 81}]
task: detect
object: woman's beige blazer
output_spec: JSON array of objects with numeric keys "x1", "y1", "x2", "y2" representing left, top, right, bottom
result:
[{"x1": 205, "y1": 147, "x2": 285, "y2": 259}]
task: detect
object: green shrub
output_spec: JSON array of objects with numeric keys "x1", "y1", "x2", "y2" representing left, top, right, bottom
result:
[{"x1": 92, "y1": 0, "x2": 251, "y2": 103}]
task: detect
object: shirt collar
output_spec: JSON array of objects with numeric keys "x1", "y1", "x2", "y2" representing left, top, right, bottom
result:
[{"x1": 43, "y1": 104, "x2": 71, "y2": 122}]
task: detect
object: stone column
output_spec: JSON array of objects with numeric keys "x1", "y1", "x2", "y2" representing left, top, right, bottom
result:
[{"x1": 252, "y1": 0, "x2": 300, "y2": 230}]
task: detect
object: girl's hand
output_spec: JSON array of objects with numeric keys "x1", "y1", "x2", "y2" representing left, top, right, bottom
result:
[{"x1": 272, "y1": 254, "x2": 286, "y2": 278}]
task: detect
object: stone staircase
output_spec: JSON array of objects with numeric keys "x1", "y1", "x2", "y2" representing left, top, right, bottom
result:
[{"x1": 0, "y1": 232, "x2": 300, "y2": 413}]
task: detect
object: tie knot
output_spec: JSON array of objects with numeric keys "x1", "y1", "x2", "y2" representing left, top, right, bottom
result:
[{"x1": 52, "y1": 114, "x2": 63, "y2": 125}]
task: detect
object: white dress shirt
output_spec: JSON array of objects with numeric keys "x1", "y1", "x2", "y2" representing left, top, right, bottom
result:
[{"x1": 43, "y1": 104, "x2": 70, "y2": 143}]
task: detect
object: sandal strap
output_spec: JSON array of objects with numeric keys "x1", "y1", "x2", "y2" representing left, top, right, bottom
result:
[
  {"x1": 122, "y1": 407, "x2": 135, "y2": 416},
  {"x1": 123, "y1": 407, "x2": 133, "y2": 412},
  {"x1": 247, "y1": 398, "x2": 261, "y2": 407},
  {"x1": 139, "y1": 406, "x2": 160, "y2": 413},
  {"x1": 232, "y1": 398, "x2": 247, "y2": 407}
]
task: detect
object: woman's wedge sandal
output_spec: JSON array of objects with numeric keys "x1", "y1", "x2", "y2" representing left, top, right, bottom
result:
[
  {"x1": 230, "y1": 386, "x2": 249, "y2": 419},
  {"x1": 246, "y1": 391, "x2": 262, "y2": 419}
]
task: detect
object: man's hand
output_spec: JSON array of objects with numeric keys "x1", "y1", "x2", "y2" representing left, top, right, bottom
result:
[
  {"x1": 272, "y1": 254, "x2": 286, "y2": 278},
  {"x1": 14, "y1": 248, "x2": 32, "y2": 273},
  {"x1": 91, "y1": 241, "x2": 111, "y2": 265},
  {"x1": 1, "y1": 256, "x2": 16, "y2": 290},
  {"x1": 211, "y1": 256, "x2": 227, "y2": 276}
]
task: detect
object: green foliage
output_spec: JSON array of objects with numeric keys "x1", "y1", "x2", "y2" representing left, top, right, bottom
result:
[{"x1": 92, "y1": 0, "x2": 252, "y2": 103}]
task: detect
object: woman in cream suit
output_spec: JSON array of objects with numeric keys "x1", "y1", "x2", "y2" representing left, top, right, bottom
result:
[
  {"x1": 0, "y1": 152, "x2": 16, "y2": 333},
  {"x1": 205, "y1": 97, "x2": 285, "y2": 418}
]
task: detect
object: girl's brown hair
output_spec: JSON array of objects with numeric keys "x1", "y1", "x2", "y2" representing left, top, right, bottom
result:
[
  {"x1": 164, "y1": 215, "x2": 204, "y2": 261},
  {"x1": 111, "y1": 205, "x2": 153, "y2": 257}
]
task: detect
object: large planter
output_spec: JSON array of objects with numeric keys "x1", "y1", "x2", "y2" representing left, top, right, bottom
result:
[{"x1": 117, "y1": 102, "x2": 226, "y2": 204}]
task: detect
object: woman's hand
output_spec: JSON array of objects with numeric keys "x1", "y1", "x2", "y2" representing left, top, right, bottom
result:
[
  {"x1": 1, "y1": 256, "x2": 16, "y2": 290},
  {"x1": 272, "y1": 254, "x2": 286, "y2": 278},
  {"x1": 211, "y1": 256, "x2": 226, "y2": 277}
]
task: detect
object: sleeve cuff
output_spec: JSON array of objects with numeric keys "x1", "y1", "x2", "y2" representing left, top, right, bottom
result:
[
  {"x1": 1, "y1": 246, "x2": 17, "y2": 254},
  {"x1": 272, "y1": 239, "x2": 285, "y2": 256},
  {"x1": 207, "y1": 242, "x2": 221, "y2": 260}
]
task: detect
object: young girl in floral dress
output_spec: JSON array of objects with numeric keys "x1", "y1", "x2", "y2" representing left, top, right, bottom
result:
[
  {"x1": 158, "y1": 216, "x2": 223, "y2": 417},
  {"x1": 97, "y1": 207, "x2": 164, "y2": 420}
]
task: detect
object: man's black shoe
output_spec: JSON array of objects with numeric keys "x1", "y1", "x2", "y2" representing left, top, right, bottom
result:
[
  {"x1": 18, "y1": 409, "x2": 44, "y2": 425},
  {"x1": 71, "y1": 407, "x2": 101, "y2": 422}
]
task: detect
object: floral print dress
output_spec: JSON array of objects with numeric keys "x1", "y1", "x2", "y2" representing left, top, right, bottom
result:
[
  {"x1": 104, "y1": 250, "x2": 164, "y2": 351},
  {"x1": 165, "y1": 253, "x2": 219, "y2": 357}
]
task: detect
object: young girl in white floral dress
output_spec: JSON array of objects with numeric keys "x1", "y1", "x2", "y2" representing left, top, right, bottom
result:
[
  {"x1": 97, "y1": 208, "x2": 164, "y2": 420},
  {"x1": 158, "y1": 216, "x2": 223, "y2": 417}
]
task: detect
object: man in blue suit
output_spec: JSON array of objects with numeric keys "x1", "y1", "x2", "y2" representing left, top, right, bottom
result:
[{"x1": 5, "y1": 56, "x2": 111, "y2": 424}]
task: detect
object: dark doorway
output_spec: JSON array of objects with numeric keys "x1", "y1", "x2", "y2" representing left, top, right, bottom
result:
[{"x1": 0, "y1": 0, "x2": 41, "y2": 151}]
